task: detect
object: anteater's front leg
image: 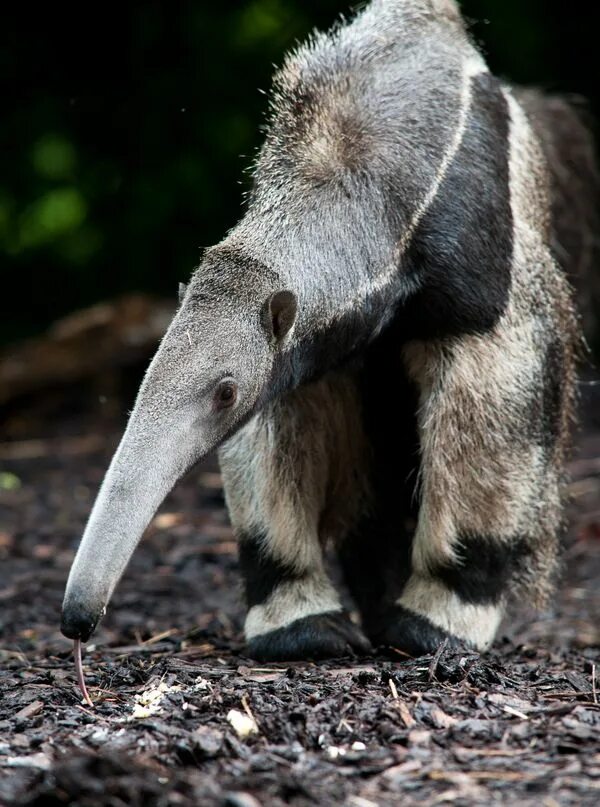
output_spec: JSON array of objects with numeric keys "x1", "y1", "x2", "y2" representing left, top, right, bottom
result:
[
  {"x1": 375, "y1": 315, "x2": 575, "y2": 655},
  {"x1": 219, "y1": 373, "x2": 372, "y2": 661}
]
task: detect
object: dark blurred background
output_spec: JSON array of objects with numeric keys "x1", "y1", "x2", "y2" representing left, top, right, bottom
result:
[{"x1": 1, "y1": 0, "x2": 599, "y2": 346}]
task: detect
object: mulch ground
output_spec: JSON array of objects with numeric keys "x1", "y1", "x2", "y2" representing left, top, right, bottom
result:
[{"x1": 1, "y1": 380, "x2": 599, "y2": 806}]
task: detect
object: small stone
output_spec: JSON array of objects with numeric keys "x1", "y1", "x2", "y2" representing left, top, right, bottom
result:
[{"x1": 226, "y1": 709, "x2": 258, "y2": 739}]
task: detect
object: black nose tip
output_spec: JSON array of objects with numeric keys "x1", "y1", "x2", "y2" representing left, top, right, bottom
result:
[{"x1": 61, "y1": 598, "x2": 101, "y2": 641}]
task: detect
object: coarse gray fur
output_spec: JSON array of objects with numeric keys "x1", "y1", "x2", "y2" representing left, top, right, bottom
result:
[{"x1": 61, "y1": 0, "x2": 595, "y2": 659}]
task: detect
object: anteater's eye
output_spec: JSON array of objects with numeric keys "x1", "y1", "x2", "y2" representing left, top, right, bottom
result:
[{"x1": 214, "y1": 380, "x2": 238, "y2": 410}]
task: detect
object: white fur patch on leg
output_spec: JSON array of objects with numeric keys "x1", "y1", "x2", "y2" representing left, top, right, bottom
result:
[
  {"x1": 244, "y1": 576, "x2": 343, "y2": 640},
  {"x1": 397, "y1": 574, "x2": 503, "y2": 650},
  {"x1": 220, "y1": 372, "x2": 369, "y2": 572}
]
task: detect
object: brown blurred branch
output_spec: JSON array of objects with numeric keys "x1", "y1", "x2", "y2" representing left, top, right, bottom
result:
[{"x1": 0, "y1": 295, "x2": 174, "y2": 406}]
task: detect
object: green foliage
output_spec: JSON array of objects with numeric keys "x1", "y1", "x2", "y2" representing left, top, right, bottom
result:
[
  {"x1": 1, "y1": 0, "x2": 597, "y2": 344},
  {"x1": 0, "y1": 472, "x2": 21, "y2": 491},
  {"x1": 234, "y1": 0, "x2": 299, "y2": 47},
  {"x1": 31, "y1": 134, "x2": 77, "y2": 180},
  {"x1": 18, "y1": 188, "x2": 87, "y2": 250}
]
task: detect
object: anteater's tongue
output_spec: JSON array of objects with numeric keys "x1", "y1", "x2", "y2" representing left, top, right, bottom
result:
[{"x1": 74, "y1": 639, "x2": 94, "y2": 707}]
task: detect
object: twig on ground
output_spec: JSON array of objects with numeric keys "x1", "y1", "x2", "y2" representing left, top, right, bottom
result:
[{"x1": 428, "y1": 639, "x2": 449, "y2": 682}]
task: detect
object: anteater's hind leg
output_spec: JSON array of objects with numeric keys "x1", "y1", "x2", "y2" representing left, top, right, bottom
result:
[
  {"x1": 345, "y1": 307, "x2": 575, "y2": 657},
  {"x1": 384, "y1": 317, "x2": 575, "y2": 654},
  {"x1": 342, "y1": 310, "x2": 575, "y2": 655},
  {"x1": 218, "y1": 372, "x2": 372, "y2": 662}
]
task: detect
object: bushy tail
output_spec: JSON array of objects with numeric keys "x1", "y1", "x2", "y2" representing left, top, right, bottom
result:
[{"x1": 515, "y1": 88, "x2": 600, "y2": 353}]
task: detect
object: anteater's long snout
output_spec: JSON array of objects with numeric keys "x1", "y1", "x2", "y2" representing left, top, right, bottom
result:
[
  {"x1": 61, "y1": 591, "x2": 104, "y2": 641},
  {"x1": 60, "y1": 404, "x2": 198, "y2": 643}
]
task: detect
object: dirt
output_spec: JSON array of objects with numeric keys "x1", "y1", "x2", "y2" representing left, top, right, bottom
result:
[{"x1": 1, "y1": 379, "x2": 599, "y2": 806}]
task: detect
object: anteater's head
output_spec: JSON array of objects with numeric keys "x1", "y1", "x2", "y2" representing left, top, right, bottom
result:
[{"x1": 61, "y1": 246, "x2": 297, "y2": 641}]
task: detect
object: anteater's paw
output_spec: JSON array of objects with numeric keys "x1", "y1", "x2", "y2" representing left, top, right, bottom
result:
[
  {"x1": 246, "y1": 610, "x2": 372, "y2": 662},
  {"x1": 370, "y1": 604, "x2": 465, "y2": 658}
]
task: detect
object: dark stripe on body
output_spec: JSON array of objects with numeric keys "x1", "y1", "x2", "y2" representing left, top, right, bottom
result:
[
  {"x1": 431, "y1": 534, "x2": 529, "y2": 605},
  {"x1": 399, "y1": 73, "x2": 514, "y2": 339},
  {"x1": 238, "y1": 532, "x2": 302, "y2": 608}
]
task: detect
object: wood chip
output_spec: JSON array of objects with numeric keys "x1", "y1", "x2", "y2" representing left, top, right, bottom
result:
[
  {"x1": 428, "y1": 638, "x2": 449, "y2": 681},
  {"x1": 502, "y1": 706, "x2": 530, "y2": 721},
  {"x1": 430, "y1": 706, "x2": 458, "y2": 729},
  {"x1": 152, "y1": 513, "x2": 184, "y2": 530},
  {"x1": 14, "y1": 700, "x2": 44, "y2": 721},
  {"x1": 430, "y1": 770, "x2": 534, "y2": 783},
  {"x1": 2, "y1": 753, "x2": 52, "y2": 771},
  {"x1": 397, "y1": 700, "x2": 416, "y2": 728}
]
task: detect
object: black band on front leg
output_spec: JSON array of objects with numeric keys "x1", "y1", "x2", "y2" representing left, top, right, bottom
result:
[
  {"x1": 430, "y1": 534, "x2": 529, "y2": 605},
  {"x1": 238, "y1": 532, "x2": 305, "y2": 608}
]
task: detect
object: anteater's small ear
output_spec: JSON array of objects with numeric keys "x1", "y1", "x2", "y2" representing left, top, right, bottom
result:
[
  {"x1": 178, "y1": 282, "x2": 187, "y2": 304},
  {"x1": 263, "y1": 290, "x2": 298, "y2": 343}
]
